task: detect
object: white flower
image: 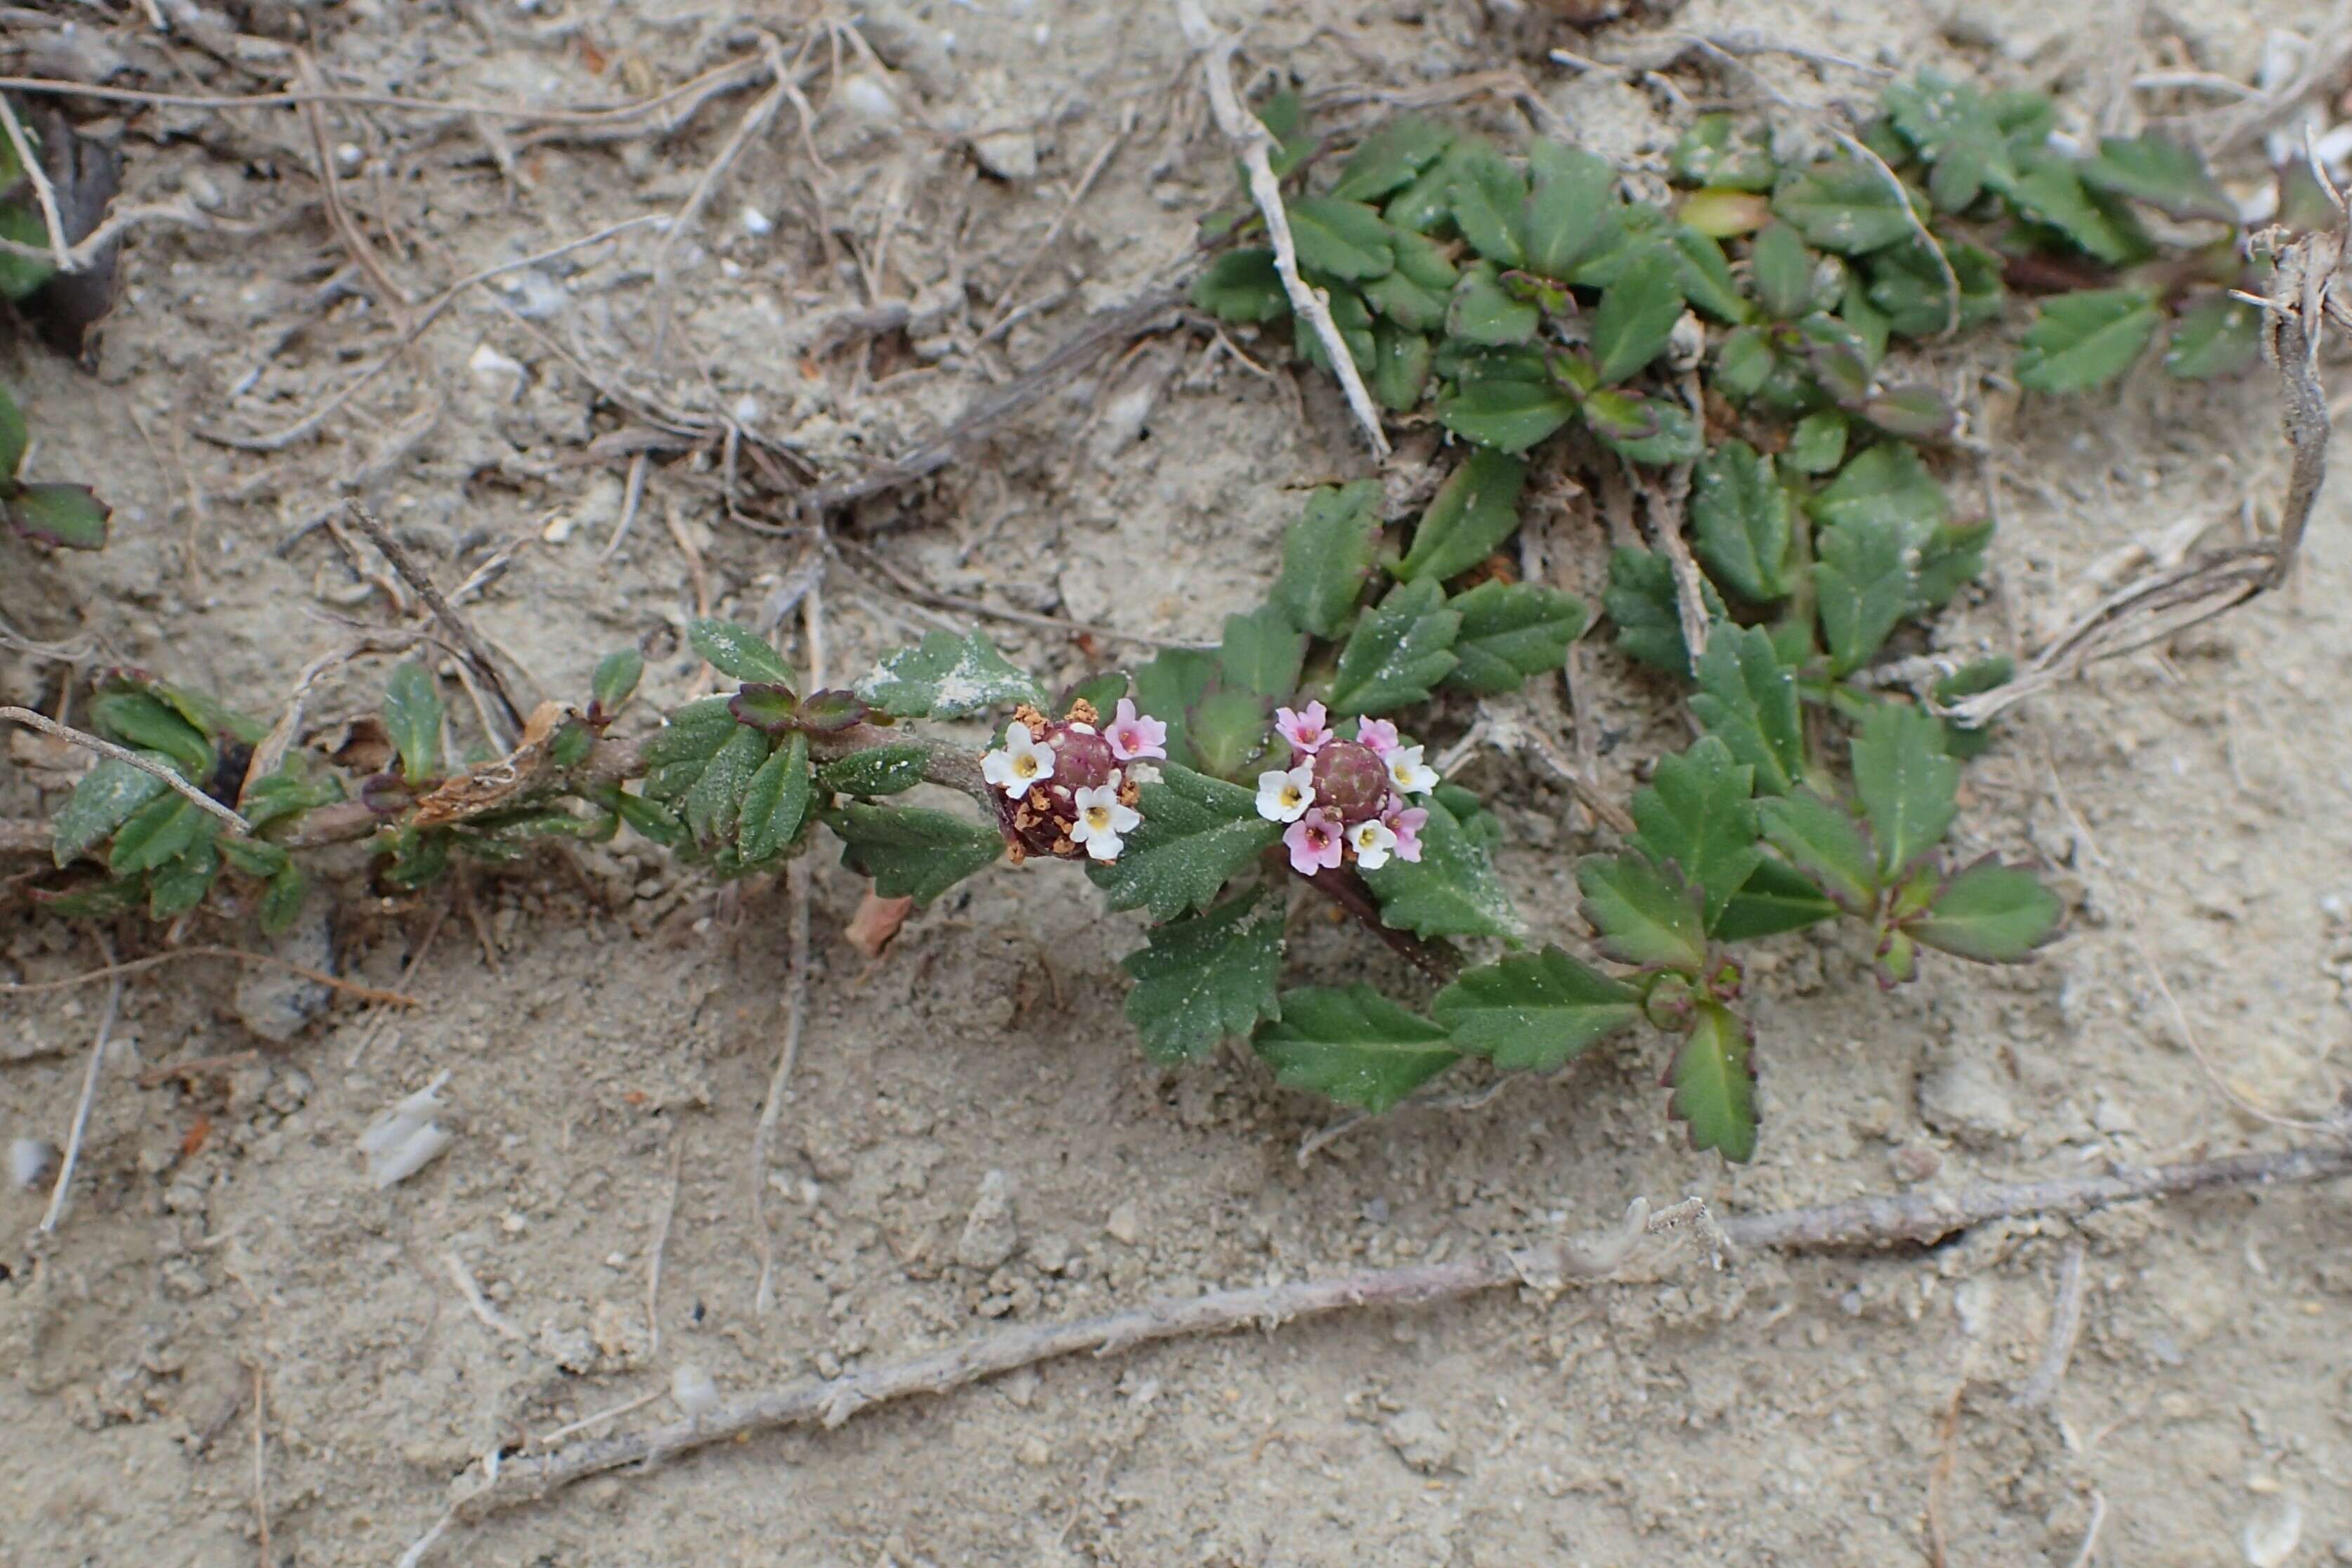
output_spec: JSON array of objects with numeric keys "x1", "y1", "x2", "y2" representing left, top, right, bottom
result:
[
  {"x1": 981, "y1": 721, "x2": 1056, "y2": 797},
  {"x1": 1384, "y1": 744, "x2": 1438, "y2": 796},
  {"x1": 1070, "y1": 783, "x2": 1141, "y2": 861},
  {"x1": 1256, "y1": 764, "x2": 1316, "y2": 823},
  {"x1": 1348, "y1": 818, "x2": 1398, "y2": 870}
]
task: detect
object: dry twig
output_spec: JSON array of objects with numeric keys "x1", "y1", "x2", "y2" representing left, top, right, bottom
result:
[
  {"x1": 0, "y1": 945, "x2": 418, "y2": 1008},
  {"x1": 0, "y1": 89, "x2": 70, "y2": 269},
  {"x1": 1, "y1": 705, "x2": 254, "y2": 837},
  {"x1": 34, "y1": 932, "x2": 119, "y2": 1234},
  {"x1": 2014, "y1": 1236, "x2": 2090, "y2": 1411},
  {"x1": 343, "y1": 500, "x2": 526, "y2": 738}
]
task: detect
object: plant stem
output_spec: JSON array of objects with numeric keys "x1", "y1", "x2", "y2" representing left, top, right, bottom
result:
[{"x1": 1276, "y1": 850, "x2": 1460, "y2": 981}]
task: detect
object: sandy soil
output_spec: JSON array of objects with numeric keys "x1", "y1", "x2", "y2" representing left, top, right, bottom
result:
[{"x1": 4, "y1": 0, "x2": 2349, "y2": 1563}]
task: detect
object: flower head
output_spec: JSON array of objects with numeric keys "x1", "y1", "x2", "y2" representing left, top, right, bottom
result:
[
  {"x1": 1275, "y1": 702, "x2": 1332, "y2": 755},
  {"x1": 981, "y1": 721, "x2": 1056, "y2": 797},
  {"x1": 1356, "y1": 717, "x2": 1401, "y2": 757},
  {"x1": 1382, "y1": 797, "x2": 1429, "y2": 863},
  {"x1": 1105, "y1": 698, "x2": 1167, "y2": 763},
  {"x1": 1308, "y1": 738, "x2": 1390, "y2": 824},
  {"x1": 1383, "y1": 743, "x2": 1438, "y2": 797},
  {"x1": 1069, "y1": 781, "x2": 1141, "y2": 862},
  {"x1": 1347, "y1": 817, "x2": 1398, "y2": 870},
  {"x1": 1255, "y1": 764, "x2": 1317, "y2": 823},
  {"x1": 1284, "y1": 808, "x2": 1344, "y2": 876}
]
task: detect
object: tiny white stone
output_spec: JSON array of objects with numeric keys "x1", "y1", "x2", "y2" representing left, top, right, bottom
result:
[
  {"x1": 467, "y1": 342, "x2": 526, "y2": 401},
  {"x1": 9, "y1": 1137, "x2": 56, "y2": 1190},
  {"x1": 730, "y1": 394, "x2": 762, "y2": 427},
  {"x1": 739, "y1": 204, "x2": 773, "y2": 237},
  {"x1": 840, "y1": 74, "x2": 899, "y2": 123},
  {"x1": 672, "y1": 1364, "x2": 720, "y2": 1418}
]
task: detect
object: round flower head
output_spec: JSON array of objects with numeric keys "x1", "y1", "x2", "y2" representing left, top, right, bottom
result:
[
  {"x1": 1105, "y1": 698, "x2": 1167, "y2": 762},
  {"x1": 1308, "y1": 739, "x2": 1390, "y2": 825},
  {"x1": 1069, "y1": 782, "x2": 1141, "y2": 862},
  {"x1": 1284, "y1": 808, "x2": 1344, "y2": 876},
  {"x1": 981, "y1": 721, "x2": 1055, "y2": 796},
  {"x1": 1382, "y1": 743, "x2": 1438, "y2": 797},
  {"x1": 1381, "y1": 797, "x2": 1428, "y2": 863},
  {"x1": 1348, "y1": 817, "x2": 1398, "y2": 870},
  {"x1": 1275, "y1": 702, "x2": 1332, "y2": 755},
  {"x1": 1355, "y1": 717, "x2": 1401, "y2": 757},
  {"x1": 1255, "y1": 763, "x2": 1316, "y2": 823}
]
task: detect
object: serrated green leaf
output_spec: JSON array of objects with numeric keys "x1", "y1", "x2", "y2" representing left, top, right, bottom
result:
[
  {"x1": 1131, "y1": 649, "x2": 1219, "y2": 771},
  {"x1": 2164, "y1": 294, "x2": 2261, "y2": 380},
  {"x1": 1370, "y1": 318, "x2": 1432, "y2": 412},
  {"x1": 383, "y1": 823, "x2": 452, "y2": 888},
  {"x1": 1362, "y1": 790, "x2": 1519, "y2": 940},
  {"x1": 1391, "y1": 225, "x2": 1462, "y2": 292},
  {"x1": 1398, "y1": 448, "x2": 1525, "y2": 584},
  {"x1": 1445, "y1": 260, "x2": 1539, "y2": 347},
  {"x1": 259, "y1": 863, "x2": 308, "y2": 934},
  {"x1": 831, "y1": 802, "x2": 1003, "y2": 906},
  {"x1": 1436, "y1": 374, "x2": 1578, "y2": 453},
  {"x1": 1449, "y1": 146, "x2": 1528, "y2": 267},
  {"x1": 730, "y1": 684, "x2": 798, "y2": 733},
  {"x1": 1690, "y1": 440, "x2": 1791, "y2": 603},
  {"x1": 1596, "y1": 400, "x2": 1703, "y2": 465},
  {"x1": 1577, "y1": 851, "x2": 1705, "y2": 972},
  {"x1": 2077, "y1": 133, "x2": 2235, "y2": 223},
  {"x1": 689, "y1": 619, "x2": 794, "y2": 685},
  {"x1": 2011, "y1": 152, "x2": 2148, "y2": 265},
  {"x1": 1086, "y1": 763, "x2": 1280, "y2": 920},
  {"x1": 1850, "y1": 702, "x2": 1958, "y2": 878},
  {"x1": 1297, "y1": 285, "x2": 1376, "y2": 378},
  {"x1": 1814, "y1": 516, "x2": 1914, "y2": 677},
  {"x1": 1883, "y1": 71, "x2": 2015, "y2": 212},
  {"x1": 10, "y1": 483, "x2": 110, "y2": 549},
  {"x1": 642, "y1": 697, "x2": 738, "y2": 768},
  {"x1": 1330, "y1": 115, "x2": 1450, "y2": 202},
  {"x1": 857, "y1": 629, "x2": 1044, "y2": 719},
  {"x1": 1628, "y1": 736, "x2": 1761, "y2": 932},
  {"x1": 1433, "y1": 945, "x2": 1643, "y2": 1070},
  {"x1": 1219, "y1": 604, "x2": 1306, "y2": 701},
  {"x1": 1327, "y1": 578, "x2": 1460, "y2": 716},
  {"x1": 34, "y1": 876, "x2": 147, "y2": 920},
  {"x1": 1521, "y1": 145, "x2": 1617, "y2": 278},
  {"x1": 1671, "y1": 115, "x2": 1776, "y2": 192},
  {"x1": 1904, "y1": 857, "x2": 2062, "y2": 962},
  {"x1": 51, "y1": 757, "x2": 169, "y2": 867},
  {"x1": 218, "y1": 836, "x2": 289, "y2": 878},
  {"x1": 2016, "y1": 287, "x2": 2162, "y2": 393},
  {"x1": 1713, "y1": 857, "x2": 1842, "y2": 941},
  {"x1": 738, "y1": 731, "x2": 812, "y2": 864},
  {"x1": 1773, "y1": 162, "x2": 1918, "y2": 254},
  {"x1": 1811, "y1": 442, "x2": 1946, "y2": 540},
  {"x1": 1866, "y1": 236, "x2": 2003, "y2": 336},
  {"x1": 592, "y1": 648, "x2": 644, "y2": 715},
  {"x1": 110, "y1": 793, "x2": 210, "y2": 875},
  {"x1": 1756, "y1": 790, "x2": 1878, "y2": 910},
  {"x1": 1713, "y1": 324, "x2": 1777, "y2": 399},
  {"x1": 1786, "y1": 410, "x2": 1849, "y2": 474},
  {"x1": 1689, "y1": 624, "x2": 1805, "y2": 797},
  {"x1": 1750, "y1": 222, "x2": 1816, "y2": 320},
  {"x1": 0, "y1": 385, "x2": 25, "y2": 478},
  {"x1": 1444, "y1": 580, "x2": 1587, "y2": 695},
  {"x1": 1861, "y1": 384, "x2": 1956, "y2": 439},
  {"x1": 682, "y1": 722, "x2": 768, "y2": 847},
  {"x1": 1590, "y1": 247, "x2": 1684, "y2": 384},
  {"x1": 1252, "y1": 985, "x2": 1460, "y2": 1112},
  {"x1": 1668, "y1": 1002, "x2": 1758, "y2": 1162},
  {"x1": 817, "y1": 742, "x2": 931, "y2": 797},
  {"x1": 240, "y1": 762, "x2": 342, "y2": 831},
  {"x1": 1287, "y1": 197, "x2": 1395, "y2": 281},
  {"x1": 88, "y1": 692, "x2": 212, "y2": 780},
  {"x1": 1911, "y1": 517, "x2": 1993, "y2": 612},
  {"x1": 147, "y1": 835, "x2": 221, "y2": 920},
  {"x1": 1669, "y1": 223, "x2": 1750, "y2": 322},
  {"x1": 1578, "y1": 386, "x2": 1658, "y2": 445},
  {"x1": 384, "y1": 662, "x2": 445, "y2": 786},
  {"x1": 1190, "y1": 688, "x2": 1275, "y2": 780},
  {"x1": 615, "y1": 790, "x2": 686, "y2": 847},
  {"x1": 1119, "y1": 890, "x2": 1285, "y2": 1063},
  {"x1": 1603, "y1": 547, "x2": 1722, "y2": 679},
  {"x1": 1796, "y1": 309, "x2": 1876, "y2": 404},
  {"x1": 1192, "y1": 248, "x2": 1288, "y2": 323}
]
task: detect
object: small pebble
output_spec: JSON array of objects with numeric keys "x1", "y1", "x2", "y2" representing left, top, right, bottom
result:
[
  {"x1": 1382, "y1": 1408, "x2": 1455, "y2": 1474},
  {"x1": 839, "y1": 74, "x2": 898, "y2": 123},
  {"x1": 671, "y1": 1364, "x2": 719, "y2": 1419},
  {"x1": 739, "y1": 204, "x2": 772, "y2": 237},
  {"x1": 2245, "y1": 1496, "x2": 2303, "y2": 1568},
  {"x1": 9, "y1": 1137, "x2": 56, "y2": 1191},
  {"x1": 955, "y1": 1169, "x2": 1021, "y2": 1270},
  {"x1": 1105, "y1": 1199, "x2": 1142, "y2": 1246}
]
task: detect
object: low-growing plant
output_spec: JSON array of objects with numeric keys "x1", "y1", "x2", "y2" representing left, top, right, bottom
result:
[{"x1": 0, "y1": 384, "x2": 109, "y2": 549}]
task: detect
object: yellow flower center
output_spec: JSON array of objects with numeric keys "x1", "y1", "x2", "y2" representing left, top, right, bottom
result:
[
  {"x1": 1013, "y1": 753, "x2": 1040, "y2": 778},
  {"x1": 1084, "y1": 805, "x2": 1111, "y2": 830}
]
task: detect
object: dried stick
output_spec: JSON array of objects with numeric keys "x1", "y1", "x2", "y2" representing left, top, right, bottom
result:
[
  {"x1": 249, "y1": 1362, "x2": 271, "y2": 1564},
  {"x1": 836, "y1": 537, "x2": 1214, "y2": 651},
  {"x1": 751, "y1": 858, "x2": 812, "y2": 1314},
  {"x1": 1193, "y1": 30, "x2": 1393, "y2": 459},
  {"x1": 0, "y1": 705, "x2": 253, "y2": 836},
  {"x1": 0, "y1": 90, "x2": 72, "y2": 268},
  {"x1": 646, "y1": 1132, "x2": 681, "y2": 1356},
  {"x1": 293, "y1": 51, "x2": 410, "y2": 320},
  {"x1": 0, "y1": 945, "x2": 419, "y2": 1008},
  {"x1": 648, "y1": 37, "x2": 795, "y2": 359},
  {"x1": 35, "y1": 933, "x2": 120, "y2": 1234},
  {"x1": 343, "y1": 500, "x2": 525, "y2": 737},
  {"x1": 2013, "y1": 1236, "x2": 2089, "y2": 1411},
  {"x1": 983, "y1": 103, "x2": 1134, "y2": 336},
  {"x1": 443, "y1": 1251, "x2": 526, "y2": 1342}
]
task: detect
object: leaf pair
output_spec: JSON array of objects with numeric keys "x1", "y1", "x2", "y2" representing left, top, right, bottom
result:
[{"x1": 0, "y1": 385, "x2": 110, "y2": 550}]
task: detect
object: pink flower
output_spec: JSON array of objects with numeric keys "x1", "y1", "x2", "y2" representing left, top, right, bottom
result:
[
  {"x1": 1283, "y1": 808, "x2": 1344, "y2": 876},
  {"x1": 1105, "y1": 698, "x2": 1167, "y2": 762},
  {"x1": 1382, "y1": 797, "x2": 1428, "y2": 863},
  {"x1": 1355, "y1": 717, "x2": 1401, "y2": 757},
  {"x1": 1275, "y1": 701, "x2": 1332, "y2": 755}
]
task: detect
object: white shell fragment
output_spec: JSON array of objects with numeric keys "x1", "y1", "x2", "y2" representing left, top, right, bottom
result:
[{"x1": 360, "y1": 1071, "x2": 455, "y2": 1189}]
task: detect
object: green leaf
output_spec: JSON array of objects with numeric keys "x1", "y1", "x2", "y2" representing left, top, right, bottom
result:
[
  {"x1": 1192, "y1": 248, "x2": 1288, "y2": 323},
  {"x1": 1256, "y1": 86, "x2": 1311, "y2": 177},
  {"x1": 1812, "y1": 442, "x2": 1946, "y2": 542},
  {"x1": 1521, "y1": 145, "x2": 1617, "y2": 278},
  {"x1": 831, "y1": 803, "x2": 1003, "y2": 906},
  {"x1": 2077, "y1": 133, "x2": 2235, "y2": 223},
  {"x1": 689, "y1": 619, "x2": 794, "y2": 685},
  {"x1": 0, "y1": 385, "x2": 25, "y2": 478},
  {"x1": 1668, "y1": 1002, "x2": 1758, "y2": 1162},
  {"x1": 1772, "y1": 162, "x2": 1918, "y2": 254},
  {"x1": 2017, "y1": 288, "x2": 2162, "y2": 394},
  {"x1": 1119, "y1": 891, "x2": 1285, "y2": 1064},
  {"x1": 1131, "y1": 649, "x2": 1219, "y2": 771},
  {"x1": 857, "y1": 629, "x2": 1044, "y2": 719},
  {"x1": 1361, "y1": 790, "x2": 1520, "y2": 941},
  {"x1": 1602, "y1": 547, "x2": 1722, "y2": 678},
  {"x1": 641, "y1": 697, "x2": 739, "y2": 768},
  {"x1": 88, "y1": 692, "x2": 212, "y2": 779},
  {"x1": 7, "y1": 482, "x2": 109, "y2": 549},
  {"x1": 1669, "y1": 223, "x2": 1750, "y2": 322},
  {"x1": 729, "y1": 684, "x2": 798, "y2": 733},
  {"x1": 1330, "y1": 116, "x2": 1450, "y2": 202},
  {"x1": 1679, "y1": 187, "x2": 1773, "y2": 238},
  {"x1": 1689, "y1": 625, "x2": 1805, "y2": 797},
  {"x1": 1713, "y1": 857, "x2": 1842, "y2": 941},
  {"x1": 1364, "y1": 266, "x2": 1449, "y2": 334},
  {"x1": 1327, "y1": 578, "x2": 1460, "y2": 716},
  {"x1": 51, "y1": 757, "x2": 169, "y2": 866},
  {"x1": 1750, "y1": 222, "x2": 1816, "y2": 320},
  {"x1": 1433, "y1": 946, "x2": 1643, "y2": 1071},
  {"x1": 1398, "y1": 448, "x2": 1525, "y2": 584},
  {"x1": 1445, "y1": 261, "x2": 1539, "y2": 347},
  {"x1": 110, "y1": 793, "x2": 210, "y2": 875},
  {"x1": 1672, "y1": 115, "x2": 1776, "y2": 192},
  {"x1": 1577, "y1": 851, "x2": 1705, "y2": 972},
  {"x1": 1189, "y1": 689, "x2": 1275, "y2": 780},
  {"x1": 1448, "y1": 146, "x2": 1528, "y2": 267},
  {"x1": 1628, "y1": 736, "x2": 1761, "y2": 932},
  {"x1": 817, "y1": 742, "x2": 931, "y2": 797},
  {"x1": 1904, "y1": 856, "x2": 2062, "y2": 962},
  {"x1": 0, "y1": 202, "x2": 58, "y2": 301},
  {"x1": 1756, "y1": 790, "x2": 1878, "y2": 911},
  {"x1": 1218, "y1": 604, "x2": 1306, "y2": 701},
  {"x1": 240, "y1": 762, "x2": 342, "y2": 830},
  {"x1": 1252, "y1": 985, "x2": 1460, "y2": 1112},
  {"x1": 2011, "y1": 153, "x2": 2148, "y2": 265},
  {"x1": 383, "y1": 662, "x2": 445, "y2": 786},
  {"x1": 1436, "y1": 373, "x2": 1578, "y2": 453},
  {"x1": 1713, "y1": 324, "x2": 1777, "y2": 399},
  {"x1": 259, "y1": 864, "x2": 308, "y2": 934},
  {"x1": 34, "y1": 876, "x2": 147, "y2": 920},
  {"x1": 738, "y1": 731, "x2": 813, "y2": 864},
  {"x1": 1287, "y1": 197, "x2": 1395, "y2": 281},
  {"x1": 148, "y1": 836, "x2": 221, "y2": 920},
  {"x1": 1850, "y1": 702, "x2": 1958, "y2": 878},
  {"x1": 1370, "y1": 319, "x2": 1432, "y2": 411},
  {"x1": 592, "y1": 648, "x2": 644, "y2": 715},
  {"x1": 1444, "y1": 580, "x2": 1587, "y2": 695},
  {"x1": 1911, "y1": 517, "x2": 1994, "y2": 611},
  {"x1": 1578, "y1": 386, "x2": 1658, "y2": 445},
  {"x1": 1787, "y1": 410, "x2": 1849, "y2": 474},
  {"x1": 1297, "y1": 285, "x2": 1376, "y2": 378},
  {"x1": 681, "y1": 722, "x2": 768, "y2": 848},
  {"x1": 218, "y1": 836, "x2": 289, "y2": 878},
  {"x1": 1814, "y1": 516, "x2": 1914, "y2": 677},
  {"x1": 1590, "y1": 247, "x2": 1684, "y2": 384},
  {"x1": 1861, "y1": 384, "x2": 1956, "y2": 440},
  {"x1": 2163, "y1": 294, "x2": 2262, "y2": 380},
  {"x1": 1866, "y1": 236, "x2": 2003, "y2": 335},
  {"x1": 614, "y1": 790, "x2": 685, "y2": 848},
  {"x1": 1689, "y1": 440, "x2": 1791, "y2": 603},
  {"x1": 1086, "y1": 763, "x2": 1280, "y2": 920},
  {"x1": 1883, "y1": 72, "x2": 2015, "y2": 212},
  {"x1": 1595, "y1": 399, "x2": 1703, "y2": 466},
  {"x1": 1935, "y1": 655, "x2": 2012, "y2": 759}
]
